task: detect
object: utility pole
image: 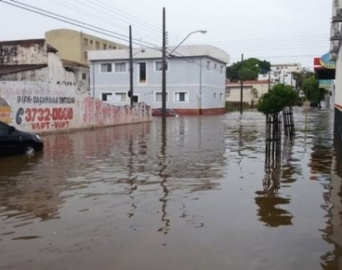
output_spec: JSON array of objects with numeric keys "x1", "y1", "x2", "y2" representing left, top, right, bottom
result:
[
  {"x1": 162, "y1": 8, "x2": 167, "y2": 119},
  {"x1": 129, "y1": 25, "x2": 133, "y2": 107},
  {"x1": 268, "y1": 71, "x2": 271, "y2": 91},
  {"x1": 240, "y1": 53, "x2": 244, "y2": 115}
]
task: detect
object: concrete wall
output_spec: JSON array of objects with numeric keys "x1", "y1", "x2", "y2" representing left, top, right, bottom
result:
[
  {"x1": 0, "y1": 42, "x2": 151, "y2": 134},
  {"x1": 0, "y1": 40, "x2": 47, "y2": 65}
]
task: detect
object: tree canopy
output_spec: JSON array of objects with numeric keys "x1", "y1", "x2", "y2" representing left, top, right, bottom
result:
[
  {"x1": 302, "y1": 75, "x2": 326, "y2": 106},
  {"x1": 292, "y1": 69, "x2": 315, "y2": 90},
  {"x1": 226, "y1": 58, "x2": 271, "y2": 81},
  {"x1": 257, "y1": 84, "x2": 299, "y2": 118}
]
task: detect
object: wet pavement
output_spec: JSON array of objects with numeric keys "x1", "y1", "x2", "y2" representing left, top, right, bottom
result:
[{"x1": 0, "y1": 108, "x2": 341, "y2": 270}]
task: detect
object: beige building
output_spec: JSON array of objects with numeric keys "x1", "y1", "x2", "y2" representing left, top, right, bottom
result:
[
  {"x1": 226, "y1": 80, "x2": 272, "y2": 105},
  {"x1": 45, "y1": 29, "x2": 128, "y2": 66}
]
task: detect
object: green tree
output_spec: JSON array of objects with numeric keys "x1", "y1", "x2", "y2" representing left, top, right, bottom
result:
[
  {"x1": 257, "y1": 84, "x2": 299, "y2": 118},
  {"x1": 226, "y1": 58, "x2": 271, "y2": 81},
  {"x1": 302, "y1": 75, "x2": 324, "y2": 106},
  {"x1": 292, "y1": 69, "x2": 314, "y2": 90}
]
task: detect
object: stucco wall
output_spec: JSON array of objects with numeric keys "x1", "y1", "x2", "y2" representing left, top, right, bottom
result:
[
  {"x1": 0, "y1": 80, "x2": 151, "y2": 134},
  {"x1": 0, "y1": 44, "x2": 151, "y2": 134}
]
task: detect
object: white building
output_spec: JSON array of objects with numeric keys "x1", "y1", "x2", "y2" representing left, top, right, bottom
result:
[
  {"x1": 88, "y1": 45, "x2": 230, "y2": 115},
  {"x1": 258, "y1": 63, "x2": 301, "y2": 87}
]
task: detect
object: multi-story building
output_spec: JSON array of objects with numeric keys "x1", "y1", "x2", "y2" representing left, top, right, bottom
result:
[
  {"x1": 330, "y1": 0, "x2": 342, "y2": 140},
  {"x1": 45, "y1": 29, "x2": 128, "y2": 66},
  {"x1": 258, "y1": 63, "x2": 301, "y2": 87},
  {"x1": 88, "y1": 45, "x2": 230, "y2": 115}
]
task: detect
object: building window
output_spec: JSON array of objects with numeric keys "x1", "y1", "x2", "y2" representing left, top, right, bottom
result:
[
  {"x1": 103, "y1": 44, "x2": 107, "y2": 50},
  {"x1": 90, "y1": 40, "x2": 93, "y2": 45},
  {"x1": 101, "y1": 63, "x2": 112, "y2": 73},
  {"x1": 220, "y1": 65, "x2": 224, "y2": 74},
  {"x1": 109, "y1": 45, "x2": 111, "y2": 49},
  {"x1": 220, "y1": 93, "x2": 223, "y2": 101},
  {"x1": 113, "y1": 46, "x2": 117, "y2": 49},
  {"x1": 139, "y1": 62, "x2": 147, "y2": 83},
  {"x1": 175, "y1": 92, "x2": 188, "y2": 102},
  {"x1": 101, "y1": 92, "x2": 112, "y2": 101},
  {"x1": 207, "y1": 61, "x2": 210, "y2": 70},
  {"x1": 214, "y1": 63, "x2": 217, "y2": 69},
  {"x1": 82, "y1": 73, "x2": 87, "y2": 80},
  {"x1": 115, "y1": 92, "x2": 127, "y2": 102},
  {"x1": 95, "y1": 41, "x2": 100, "y2": 49},
  {"x1": 115, "y1": 62, "x2": 126, "y2": 72},
  {"x1": 214, "y1": 93, "x2": 217, "y2": 98},
  {"x1": 155, "y1": 92, "x2": 168, "y2": 102},
  {"x1": 84, "y1": 38, "x2": 88, "y2": 47},
  {"x1": 84, "y1": 52, "x2": 88, "y2": 62},
  {"x1": 156, "y1": 61, "x2": 168, "y2": 71}
]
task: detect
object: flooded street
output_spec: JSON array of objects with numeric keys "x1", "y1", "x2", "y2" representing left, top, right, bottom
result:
[{"x1": 0, "y1": 108, "x2": 341, "y2": 270}]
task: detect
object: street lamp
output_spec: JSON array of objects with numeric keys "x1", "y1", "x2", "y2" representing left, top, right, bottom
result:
[
  {"x1": 168, "y1": 30, "x2": 207, "y2": 56},
  {"x1": 161, "y1": 29, "x2": 207, "y2": 118}
]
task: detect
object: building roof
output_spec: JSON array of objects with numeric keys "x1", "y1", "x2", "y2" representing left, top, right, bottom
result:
[
  {"x1": 0, "y1": 39, "x2": 45, "y2": 46},
  {"x1": 226, "y1": 80, "x2": 270, "y2": 86},
  {"x1": 0, "y1": 64, "x2": 47, "y2": 76},
  {"x1": 88, "y1": 45, "x2": 230, "y2": 64},
  {"x1": 271, "y1": 63, "x2": 301, "y2": 67},
  {"x1": 61, "y1": 59, "x2": 89, "y2": 69},
  {"x1": 0, "y1": 39, "x2": 58, "y2": 53}
]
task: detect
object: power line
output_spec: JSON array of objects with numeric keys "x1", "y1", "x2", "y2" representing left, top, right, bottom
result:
[
  {"x1": 1, "y1": 0, "x2": 159, "y2": 48},
  {"x1": 51, "y1": 0, "x2": 164, "y2": 44}
]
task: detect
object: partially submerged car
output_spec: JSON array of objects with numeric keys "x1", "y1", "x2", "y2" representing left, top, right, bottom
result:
[
  {"x1": 0, "y1": 121, "x2": 44, "y2": 157},
  {"x1": 152, "y1": 108, "x2": 177, "y2": 117}
]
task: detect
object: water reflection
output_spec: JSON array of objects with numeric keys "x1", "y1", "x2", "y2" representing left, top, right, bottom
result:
[
  {"x1": 255, "y1": 136, "x2": 293, "y2": 227},
  {"x1": 321, "y1": 138, "x2": 342, "y2": 269},
  {"x1": 0, "y1": 154, "x2": 64, "y2": 222},
  {"x1": 158, "y1": 120, "x2": 170, "y2": 234}
]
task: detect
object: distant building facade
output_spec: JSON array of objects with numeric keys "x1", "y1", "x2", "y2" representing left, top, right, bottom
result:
[
  {"x1": 226, "y1": 80, "x2": 272, "y2": 105},
  {"x1": 258, "y1": 63, "x2": 301, "y2": 87},
  {"x1": 88, "y1": 45, "x2": 230, "y2": 115},
  {"x1": 45, "y1": 29, "x2": 128, "y2": 66}
]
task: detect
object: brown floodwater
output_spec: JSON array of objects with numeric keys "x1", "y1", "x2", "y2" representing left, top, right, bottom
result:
[{"x1": 0, "y1": 108, "x2": 341, "y2": 270}]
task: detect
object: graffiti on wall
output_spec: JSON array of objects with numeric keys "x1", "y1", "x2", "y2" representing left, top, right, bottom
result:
[
  {"x1": 16, "y1": 107, "x2": 74, "y2": 130},
  {"x1": 0, "y1": 97, "x2": 12, "y2": 124},
  {"x1": 0, "y1": 45, "x2": 18, "y2": 65},
  {"x1": 83, "y1": 97, "x2": 123, "y2": 125},
  {"x1": 15, "y1": 95, "x2": 75, "y2": 130}
]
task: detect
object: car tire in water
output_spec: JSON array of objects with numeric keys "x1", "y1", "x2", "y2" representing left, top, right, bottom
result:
[{"x1": 23, "y1": 145, "x2": 35, "y2": 156}]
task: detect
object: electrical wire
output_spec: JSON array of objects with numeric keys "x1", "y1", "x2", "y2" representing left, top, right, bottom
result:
[
  {"x1": 1, "y1": 0, "x2": 159, "y2": 48},
  {"x1": 0, "y1": 0, "x2": 327, "y2": 66}
]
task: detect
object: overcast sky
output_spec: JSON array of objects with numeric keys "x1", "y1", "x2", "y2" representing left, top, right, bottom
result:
[{"x1": 0, "y1": 0, "x2": 332, "y2": 68}]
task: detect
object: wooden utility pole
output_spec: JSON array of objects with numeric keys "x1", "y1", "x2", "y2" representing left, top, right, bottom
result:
[
  {"x1": 162, "y1": 8, "x2": 166, "y2": 119},
  {"x1": 240, "y1": 53, "x2": 244, "y2": 114},
  {"x1": 129, "y1": 25, "x2": 133, "y2": 107}
]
